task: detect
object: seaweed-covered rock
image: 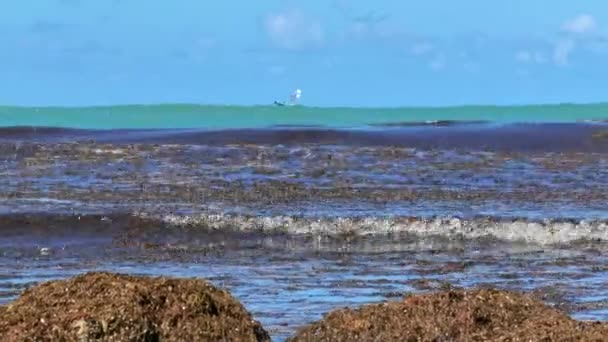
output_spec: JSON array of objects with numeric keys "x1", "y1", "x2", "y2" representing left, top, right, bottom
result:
[
  {"x1": 0, "y1": 272, "x2": 269, "y2": 342},
  {"x1": 289, "y1": 288, "x2": 607, "y2": 341}
]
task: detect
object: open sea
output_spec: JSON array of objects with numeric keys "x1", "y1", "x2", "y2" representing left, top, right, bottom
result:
[
  {"x1": 2, "y1": 103, "x2": 608, "y2": 128},
  {"x1": 2, "y1": 103, "x2": 608, "y2": 340}
]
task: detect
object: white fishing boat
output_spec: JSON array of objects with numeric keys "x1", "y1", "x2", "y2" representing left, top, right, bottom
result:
[{"x1": 274, "y1": 89, "x2": 302, "y2": 106}]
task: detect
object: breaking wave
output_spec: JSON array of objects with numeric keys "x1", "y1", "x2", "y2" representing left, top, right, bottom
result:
[{"x1": 137, "y1": 212, "x2": 608, "y2": 245}]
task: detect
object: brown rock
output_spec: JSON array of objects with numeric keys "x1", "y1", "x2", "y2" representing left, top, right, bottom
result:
[
  {"x1": 0, "y1": 272, "x2": 269, "y2": 342},
  {"x1": 288, "y1": 288, "x2": 608, "y2": 342}
]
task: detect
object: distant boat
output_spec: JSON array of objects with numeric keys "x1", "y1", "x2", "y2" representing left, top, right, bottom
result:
[{"x1": 274, "y1": 88, "x2": 301, "y2": 106}]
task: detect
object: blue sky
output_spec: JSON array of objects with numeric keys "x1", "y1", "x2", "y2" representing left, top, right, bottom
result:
[{"x1": 1, "y1": 0, "x2": 608, "y2": 106}]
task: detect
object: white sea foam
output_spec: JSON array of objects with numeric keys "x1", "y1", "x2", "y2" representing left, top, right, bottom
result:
[{"x1": 136, "y1": 212, "x2": 608, "y2": 245}]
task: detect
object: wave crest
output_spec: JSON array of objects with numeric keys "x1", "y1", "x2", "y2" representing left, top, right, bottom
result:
[{"x1": 140, "y1": 212, "x2": 608, "y2": 245}]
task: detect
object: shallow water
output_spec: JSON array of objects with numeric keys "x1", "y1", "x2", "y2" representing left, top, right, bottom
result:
[
  {"x1": 1, "y1": 226, "x2": 608, "y2": 341},
  {"x1": 2, "y1": 142, "x2": 608, "y2": 223},
  {"x1": 2, "y1": 124, "x2": 608, "y2": 340}
]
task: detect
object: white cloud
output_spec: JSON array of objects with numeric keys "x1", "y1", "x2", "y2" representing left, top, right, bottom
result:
[
  {"x1": 553, "y1": 39, "x2": 575, "y2": 66},
  {"x1": 552, "y1": 14, "x2": 600, "y2": 66},
  {"x1": 562, "y1": 14, "x2": 597, "y2": 35},
  {"x1": 264, "y1": 9, "x2": 324, "y2": 50}
]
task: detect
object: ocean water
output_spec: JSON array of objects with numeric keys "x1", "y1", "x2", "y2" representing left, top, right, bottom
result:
[
  {"x1": 1, "y1": 102, "x2": 608, "y2": 129},
  {"x1": 2, "y1": 102, "x2": 608, "y2": 341}
]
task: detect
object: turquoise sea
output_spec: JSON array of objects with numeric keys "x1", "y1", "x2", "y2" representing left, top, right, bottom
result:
[{"x1": 1, "y1": 103, "x2": 608, "y2": 129}]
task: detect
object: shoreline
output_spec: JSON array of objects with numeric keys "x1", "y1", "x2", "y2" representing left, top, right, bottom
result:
[{"x1": 2, "y1": 210, "x2": 608, "y2": 338}]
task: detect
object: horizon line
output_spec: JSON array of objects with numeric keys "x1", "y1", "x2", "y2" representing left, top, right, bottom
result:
[{"x1": 1, "y1": 101, "x2": 608, "y2": 110}]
